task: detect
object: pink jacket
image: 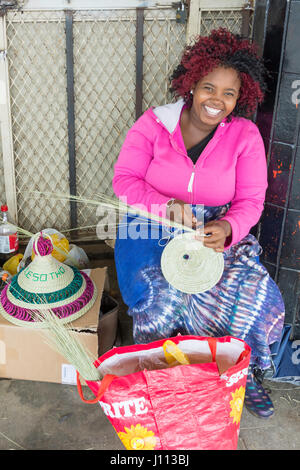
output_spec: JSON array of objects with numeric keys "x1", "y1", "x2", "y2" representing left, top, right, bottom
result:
[{"x1": 112, "y1": 99, "x2": 268, "y2": 249}]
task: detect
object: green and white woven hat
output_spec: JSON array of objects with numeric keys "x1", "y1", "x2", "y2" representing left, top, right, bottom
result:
[{"x1": 0, "y1": 233, "x2": 97, "y2": 327}]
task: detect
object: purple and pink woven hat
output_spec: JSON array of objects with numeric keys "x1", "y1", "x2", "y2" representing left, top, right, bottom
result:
[{"x1": 0, "y1": 233, "x2": 97, "y2": 327}]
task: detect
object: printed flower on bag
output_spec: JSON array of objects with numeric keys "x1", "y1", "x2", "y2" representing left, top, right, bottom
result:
[
  {"x1": 117, "y1": 424, "x2": 157, "y2": 450},
  {"x1": 230, "y1": 386, "x2": 245, "y2": 424}
]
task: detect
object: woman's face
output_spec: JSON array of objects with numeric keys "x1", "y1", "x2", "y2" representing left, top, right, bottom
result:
[{"x1": 190, "y1": 66, "x2": 241, "y2": 127}]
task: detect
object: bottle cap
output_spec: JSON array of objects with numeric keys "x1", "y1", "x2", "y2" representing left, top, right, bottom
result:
[{"x1": 1, "y1": 205, "x2": 8, "y2": 212}]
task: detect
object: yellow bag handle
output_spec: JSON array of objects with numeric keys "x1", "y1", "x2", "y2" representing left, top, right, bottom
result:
[{"x1": 162, "y1": 340, "x2": 190, "y2": 365}]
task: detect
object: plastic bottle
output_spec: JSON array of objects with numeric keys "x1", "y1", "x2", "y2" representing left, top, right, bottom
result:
[{"x1": 0, "y1": 204, "x2": 19, "y2": 267}]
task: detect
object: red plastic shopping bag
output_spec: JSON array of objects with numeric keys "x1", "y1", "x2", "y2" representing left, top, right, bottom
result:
[{"x1": 77, "y1": 335, "x2": 251, "y2": 450}]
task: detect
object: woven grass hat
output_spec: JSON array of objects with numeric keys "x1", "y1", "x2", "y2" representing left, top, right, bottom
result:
[
  {"x1": 0, "y1": 233, "x2": 97, "y2": 327},
  {"x1": 161, "y1": 232, "x2": 224, "y2": 294}
]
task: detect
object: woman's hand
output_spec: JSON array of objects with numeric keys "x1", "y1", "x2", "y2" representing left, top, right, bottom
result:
[
  {"x1": 194, "y1": 220, "x2": 232, "y2": 252},
  {"x1": 166, "y1": 199, "x2": 201, "y2": 230}
]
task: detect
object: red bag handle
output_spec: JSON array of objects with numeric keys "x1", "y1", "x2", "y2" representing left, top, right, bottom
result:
[
  {"x1": 76, "y1": 371, "x2": 116, "y2": 404},
  {"x1": 236, "y1": 349, "x2": 249, "y2": 364},
  {"x1": 207, "y1": 337, "x2": 217, "y2": 362},
  {"x1": 207, "y1": 338, "x2": 248, "y2": 365}
]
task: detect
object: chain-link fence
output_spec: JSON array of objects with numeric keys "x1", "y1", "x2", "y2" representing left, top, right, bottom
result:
[
  {"x1": 6, "y1": 10, "x2": 70, "y2": 233},
  {"x1": 200, "y1": 9, "x2": 251, "y2": 36},
  {"x1": 0, "y1": 3, "x2": 255, "y2": 240}
]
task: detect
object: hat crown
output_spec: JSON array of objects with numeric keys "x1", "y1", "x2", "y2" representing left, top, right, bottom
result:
[
  {"x1": 33, "y1": 235, "x2": 53, "y2": 257},
  {"x1": 17, "y1": 234, "x2": 74, "y2": 294}
]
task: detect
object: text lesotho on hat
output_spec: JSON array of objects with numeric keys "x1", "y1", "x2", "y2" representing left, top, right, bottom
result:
[{"x1": 0, "y1": 233, "x2": 97, "y2": 327}]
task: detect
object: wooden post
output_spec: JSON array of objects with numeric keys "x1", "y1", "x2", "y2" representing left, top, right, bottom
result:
[{"x1": 0, "y1": 15, "x2": 18, "y2": 224}]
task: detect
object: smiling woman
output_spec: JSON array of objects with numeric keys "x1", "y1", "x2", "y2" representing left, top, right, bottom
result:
[
  {"x1": 112, "y1": 28, "x2": 285, "y2": 420},
  {"x1": 180, "y1": 67, "x2": 241, "y2": 149},
  {"x1": 170, "y1": 28, "x2": 265, "y2": 119}
]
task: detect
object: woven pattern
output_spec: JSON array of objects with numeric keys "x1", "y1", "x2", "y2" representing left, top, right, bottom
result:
[
  {"x1": 6, "y1": 10, "x2": 70, "y2": 232},
  {"x1": 0, "y1": 270, "x2": 97, "y2": 327},
  {"x1": 200, "y1": 9, "x2": 246, "y2": 36},
  {"x1": 161, "y1": 232, "x2": 224, "y2": 294},
  {"x1": 143, "y1": 8, "x2": 186, "y2": 110},
  {"x1": 9, "y1": 265, "x2": 83, "y2": 304},
  {"x1": 0, "y1": 234, "x2": 97, "y2": 325},
  {"x1": 73, "y1": 9, "x2": 137, "y2": 231}
]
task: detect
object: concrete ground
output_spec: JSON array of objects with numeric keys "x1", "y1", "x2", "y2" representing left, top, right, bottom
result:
[{"x1": 0, "y1": 246, "x2": 299, "y2": 451}]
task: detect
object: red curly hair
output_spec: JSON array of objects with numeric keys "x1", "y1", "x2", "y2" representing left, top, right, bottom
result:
[{"x1": 170, "y1": 28, "x2": 266, "y2": 118}]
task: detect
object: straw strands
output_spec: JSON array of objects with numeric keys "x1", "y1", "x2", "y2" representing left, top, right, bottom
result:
[
  {"x1": 2, "y1": 272, "x2": 101, "y2": 382},
  {"x1": 2, "y1": 190, "x2": 199, "y2": 260},
  {"x1": 2, "y1": 190, "x2": 199, "y2": 261},
  {"x1": 31, "y1": 308, "x2": 101, "y2": 381},
  {"x1": 27, "y1": 191, "x2": 196, "y2": 234}
]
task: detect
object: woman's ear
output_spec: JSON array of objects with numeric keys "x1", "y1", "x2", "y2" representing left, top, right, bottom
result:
[{"x1": 190, "y1": 84, "x2": 197, "y2": 97}]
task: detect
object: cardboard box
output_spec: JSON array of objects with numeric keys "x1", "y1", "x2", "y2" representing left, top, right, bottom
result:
[
  {"x1": 0, "y1": 268, "x2": 106, "y2": 385},
  {"x1": 98, "y1": 292, "x2": 119, "y2": 357}
]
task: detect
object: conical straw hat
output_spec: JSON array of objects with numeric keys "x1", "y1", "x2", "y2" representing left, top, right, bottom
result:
[
  {"x1": 0, "y1": 233, "x2": 97, "y2": 327},
  {"x1": 161, "y1": 232, "x2": 224, "y2": 294}
]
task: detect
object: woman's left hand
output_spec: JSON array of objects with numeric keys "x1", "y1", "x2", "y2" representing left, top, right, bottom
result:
[{"x1": 194, "y1": 220, "x2": 232, "y2": 252}]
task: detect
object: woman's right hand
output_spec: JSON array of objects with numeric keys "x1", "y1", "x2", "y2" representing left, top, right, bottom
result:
[{"x1": 166, "y1": 199, "x2": 201, "y2": 229}]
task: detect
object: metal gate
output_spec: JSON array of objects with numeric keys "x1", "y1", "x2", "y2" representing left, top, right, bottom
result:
[{"x1": 0, "y1": 0, "x2": 254, "y2": 240}]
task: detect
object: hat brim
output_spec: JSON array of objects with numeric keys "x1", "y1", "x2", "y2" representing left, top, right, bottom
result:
[{"x1": 0, "y1": 273, "x2": 98, "y2": 328}]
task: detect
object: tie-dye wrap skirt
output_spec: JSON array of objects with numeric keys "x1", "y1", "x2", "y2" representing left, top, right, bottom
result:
[{"x1": 114, "y1": 204, "x2": 285, "y2": 371}]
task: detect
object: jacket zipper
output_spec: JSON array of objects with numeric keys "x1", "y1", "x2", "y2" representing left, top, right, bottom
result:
[
  {"x1": 187, "y1": 167, "x2": 195, "y2": 193},
  {"x1": 169, "y1": 135, "x2": 196, "y2": 203},
  {"x1": 167, "y1": 124, "x2": 225, "y2": 205}
]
